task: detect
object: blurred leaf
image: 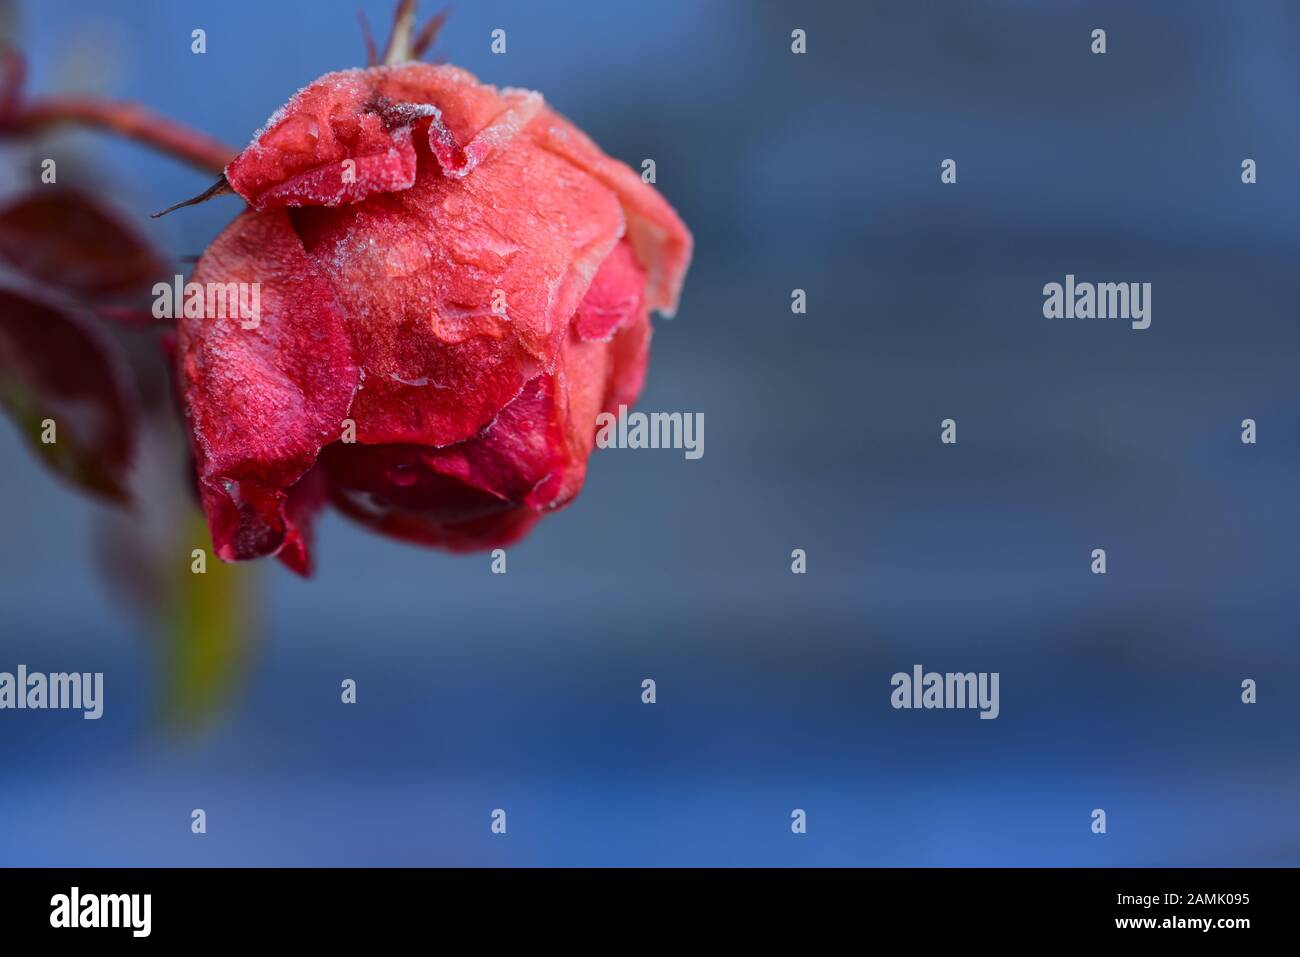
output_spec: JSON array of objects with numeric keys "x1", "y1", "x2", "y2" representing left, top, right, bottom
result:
[
  {"x1": 0, "y1": 189, "x2": 164, "y2": 299},
  {"x1": 0, "y1": 2, "x2": 20, "y2": 51},
  {"x1": 0, "y1": 288, "x2": 135, "y2": 500},
  {"x1": 161, "y1": 508, "x2": 256, "y2": 731},
  {"x1": 0, "y1": 39, "x2": 22, "y2": 117}
]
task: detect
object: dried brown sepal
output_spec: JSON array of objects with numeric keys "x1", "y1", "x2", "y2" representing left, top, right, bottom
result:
[{"x1": 151, "y1": 176, "x2": 235, "y2": 219}]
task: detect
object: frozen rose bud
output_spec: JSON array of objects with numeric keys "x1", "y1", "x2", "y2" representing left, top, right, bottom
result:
[{"x1": 178, "y1": 62, "x2": 691, "y2": 574}]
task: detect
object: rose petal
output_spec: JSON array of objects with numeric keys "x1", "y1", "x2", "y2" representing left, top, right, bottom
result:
[
  {"x1": 320, "y1": 440, "x2": 541, "y2": 552},
  {"x1": 226, "y1": 82, "x2": 419, "y2": 210},
  {"x1": 575, "y1": 239, "x2": 645, "y2": 342},
  {"x1": 276, "y1": 463, "x2": 329, "y2": 576},
  {"x1": 425, "y1": 88, "x2": 542, "y2": 179},
  {"x1": 178, "y1": 209, "x2": 358, "y2": 564},
  {"x1": 529, "y1": 109, "x2": 693, "y2": 316},
  {"x1": 330, "y1": 485, "x2": 541, "y2": 553},
  {"x1": 291, "y1": 127, "x2": 625, "y2": 448},
  {"x1": 601, "y1": 308, "x2": 652, "y2": 415},
  {"x1": 226, "y1": 64, "x2": 542, "y2": 210},
  {"x1": 422, "y1": 374, "x2": 579, "y2": 509}
]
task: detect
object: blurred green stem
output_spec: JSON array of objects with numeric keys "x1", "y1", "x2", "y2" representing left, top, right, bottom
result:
[{"x1": 160, "y1": 507, "x2": 257, "y2": 731}]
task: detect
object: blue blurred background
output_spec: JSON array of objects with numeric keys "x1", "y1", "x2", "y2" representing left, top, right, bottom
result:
[{"x1": 1, "y1": 0, "x2": 1298, "y2": 865}]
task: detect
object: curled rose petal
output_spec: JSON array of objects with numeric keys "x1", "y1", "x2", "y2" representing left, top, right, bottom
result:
[
  {"x1": 425, "y1": 88, "x2": 542, "y2": 179},
  {"x1": 601, "y1": 309, "x2": 652, "y2": 415},
  {"x1": 226, "y1": 65, "x2": 541, "y2": 211},
  {"x1": 528, "y1": 110, "x2": 692, "y2": 316},
  {"x1": 574, "y1": 239, "x2": 645, "y2": 342},
  {"x1": 319, "y1": 439, "x2": 543, "y2": 552},
  {"x1": 177, "y1": 209, "x2": 358, "y2": 565},
  {"x1": 326, "y1": 473, "x2": 542, "y2": 553},
  {"x1": 226, "y1": 83, "x2": 420, "y2": 210}
]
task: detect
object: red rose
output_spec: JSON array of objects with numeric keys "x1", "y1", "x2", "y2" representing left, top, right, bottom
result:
[{"x1": 177, "y1": 62, "x2": 691, "y2": 574}]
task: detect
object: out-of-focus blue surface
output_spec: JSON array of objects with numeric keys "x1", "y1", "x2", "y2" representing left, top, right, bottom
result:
[{"x1": 1, "y1": 0, "x2": 1297, "y2": 865}]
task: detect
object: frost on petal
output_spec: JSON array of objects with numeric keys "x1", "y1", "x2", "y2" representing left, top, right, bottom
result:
[
  {"x1": 425, "y1": 89, "x2": 543, "y2": 179},
  {"x1": 373, "y1": 63, "x2": 532, "y2": 146},
  {"x1": 225, "y1": 69, "x2": 422, "y2": 210},
  {"x1": 178, "y1": 209, "x2": 358, "y2": 565},
  {"x1": 529, "y1": 109, "x2": 693, "y2": 317},
  {"x1": 292, "y1": 133, "x2": 624, "y2": 448},
  {"x1": 227, "y1": 64, "x2": 544, "y2": 211}
]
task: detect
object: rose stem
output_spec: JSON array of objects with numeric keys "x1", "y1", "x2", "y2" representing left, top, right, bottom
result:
[{"x1": 0, "y1": 97, "x2": 236, "y2": 175}]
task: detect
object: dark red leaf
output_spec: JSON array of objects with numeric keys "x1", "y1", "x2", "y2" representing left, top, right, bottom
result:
[
  {"x1": 0, "y1": 289, "x2": 137, "y2": 501},
  {"x1": 0, "y1": 189, "x2": 165, "y2": 299}
]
